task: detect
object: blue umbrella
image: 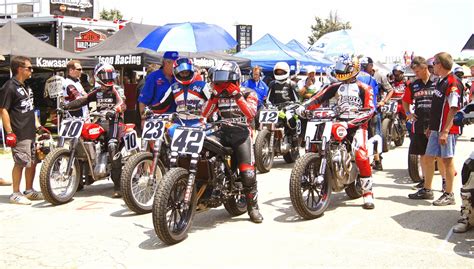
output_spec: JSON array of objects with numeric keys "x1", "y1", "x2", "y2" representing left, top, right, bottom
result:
[{"x1": 138, "y1": 22, "x2": 237, "y2": 52}]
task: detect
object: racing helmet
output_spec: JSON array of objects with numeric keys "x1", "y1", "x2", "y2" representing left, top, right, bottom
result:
[
  {"x1": 273, "y1": 62, "x2": 290, "y2": 81},
  {"x1": 333, "y1": 54, "x2": 360, "y2": 82},
  {"x1": 454, "y1": 66, "x2": 464, "y2": 78},
  {"x1": 210, "y1": 61, "x2": 241, "y2": 84},
  {"x1": 94, "y1": 63, "x2": 116, "y2": 87},
  {"x1": 173, "y1": 57, "x2": 195, "y2": 85},
  {"x1": 392, "y1": 64, "x2": 405, "y2": 75}
]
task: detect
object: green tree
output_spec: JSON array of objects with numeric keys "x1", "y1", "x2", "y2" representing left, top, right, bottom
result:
[
  {"x1": 100, "y1": 8, "x2": 123, "y2": 21},
  {"x1": 308, "y1": 11, "x2": 351, "y2": 45}
]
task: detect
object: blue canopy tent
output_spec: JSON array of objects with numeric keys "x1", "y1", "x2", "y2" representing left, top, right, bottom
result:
[
  {"x1": 285, "y1": 39, "x2": 308, "y2": 55},
  {"x1": 235, "y1": 33, "x2": 331, "y2": 74}
]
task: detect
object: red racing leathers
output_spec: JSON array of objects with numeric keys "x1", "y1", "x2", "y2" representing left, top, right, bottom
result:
[{"x1": 303, "y1": 80, "x2": 374, "y2": 178}]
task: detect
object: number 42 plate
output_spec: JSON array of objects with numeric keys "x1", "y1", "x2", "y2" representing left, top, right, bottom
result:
[{"x1": 170, "y1": 127, "x2": 205, "y2": 154}]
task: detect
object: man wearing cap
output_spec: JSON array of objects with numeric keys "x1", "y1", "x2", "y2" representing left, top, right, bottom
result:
[
  {"x1": 138, "y1": 51, "x2": 179, "y2": 119},
  {"x1": 357, "y1": 57, "x2": 386, "y2": 170},
  {"x1": 298, "y1": 66, "x2": 320, "y2": 101}
]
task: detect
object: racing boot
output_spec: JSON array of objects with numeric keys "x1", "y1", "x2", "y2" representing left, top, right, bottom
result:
[
  {"x1": 245, "y1": 185, "x2": 263, "y2": 223},
  {"x1": 453, "y1": 191, "x2": 474, "y2": 233},
  {"x1": 360, "y1": 176, "x2": 375, "y2": 209},
  {"x1": 107, "y1": 138, "x2": 118, "y2": 162}
]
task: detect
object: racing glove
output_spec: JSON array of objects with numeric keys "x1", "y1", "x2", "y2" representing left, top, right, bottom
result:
[{"x1": 6, "y1": 132, "x2": 17, "y2": 148}]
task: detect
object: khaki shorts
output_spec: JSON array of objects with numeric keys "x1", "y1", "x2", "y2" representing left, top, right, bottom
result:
[{"x1": 12, "y1": 139, "x2": 36, "y2": 168}]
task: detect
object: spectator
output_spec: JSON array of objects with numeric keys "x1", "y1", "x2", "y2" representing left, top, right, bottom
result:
[
  {"x1": 241, "y1": 65, "x2": 269, "y2": 109},
  {"x1": 0, "y1": 56, "x2": 45, "y2": 205},
  {"x1": 298, "y1": 66, "x2": 320, "y2": 101},
  {"x1": 138, "y1": 51, "x2": 179, "y2": 121},
  {"x1": 63, "y1": 60, "x2": 88, "y2": 117},
  {"x1": 403, "y1": 56, "x2": 446, "y2": 191},
  {"x1": 357, "y1": 57, "x2": 385, "y2": 170},
  {"x1": 408, "y1": 52, "x2": 463, "y2": 206}
]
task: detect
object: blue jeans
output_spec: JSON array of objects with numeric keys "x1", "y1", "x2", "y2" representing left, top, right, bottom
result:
[{"x1": 425, "y1": 131, "x2": 458, "y2": 158}]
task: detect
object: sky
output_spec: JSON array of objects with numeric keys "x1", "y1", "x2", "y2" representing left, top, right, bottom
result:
[{"x1": 99, "y1": 0, "x2": 473, "y2": 62}]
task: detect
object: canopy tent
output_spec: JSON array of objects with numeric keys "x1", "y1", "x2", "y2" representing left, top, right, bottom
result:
[
  {"x1": 461, "y1": 34, "x2": 474, "y2": 51},
  {"x1": 234, "y1": 33, "x2": 332, "y2": 74},
  {"x1": 285, "y1": 39, "x2": 308, "y2": 55},
  {"x1": 0, "y1": 21, "x2": 95, "y2": 69},
  {"x1": 81, "y1": 22, "x2": 251, "y2": 70}
]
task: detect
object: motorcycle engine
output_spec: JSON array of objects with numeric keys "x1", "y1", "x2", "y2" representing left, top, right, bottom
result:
[{"x1": 330, "y1": 143, "x2": 352, "y2": 188}]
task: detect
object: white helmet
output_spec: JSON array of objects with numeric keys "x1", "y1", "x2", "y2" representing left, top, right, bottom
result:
[{"x1": 273, "y1": 62, "x2": 290, "y2": 81}]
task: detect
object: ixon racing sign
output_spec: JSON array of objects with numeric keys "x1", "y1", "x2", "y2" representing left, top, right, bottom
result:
[
  {"x1": 74, "y1": 29, "x2": 106, "y2": 52},
  {"x1": 98, "y1": 55, "x2": 142, "y2": 66}
]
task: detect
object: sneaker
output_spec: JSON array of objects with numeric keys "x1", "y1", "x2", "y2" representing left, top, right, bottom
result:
[
  {"x1": 373, "y1": 161, "x2": 383, "y2": 171},
  {"x1": 408, "y1": 188, "x2": 434, "y2": 200},
  {"x1": 9, "y1": 192, "x2": 32, "y2": 205},
  {"x1": 23, "y1": 189, "x2": 44, "y2": 201},
  {"x1": 453, "y1": 218, "x2": 471, "y2": 233},
  {"x1": 0, "y1": 178, "x2": 12, "y2": 186},
  {"x1": 412, "y1": 180, "x2": 425, "y2": 190},
  {"x1": 433, "y1": 192, "x2": 455, "y2": 206}
]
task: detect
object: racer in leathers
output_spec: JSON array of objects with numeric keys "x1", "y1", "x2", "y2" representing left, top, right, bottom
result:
[
  {"x1": 390, "y1": 64, "x2": 410, "y2": 119},
  {"x1": 202, "y1": 61, "x2": 263, "y2": 223},
  {"x1": 266, "y1": 62, "x2": 300, "y2": 146},
  {"x1": 149, "y1": 57, "x2": 210, "y2": 131},
  {"x1": 298, "y1": 55, "x2": 376, "y2": 209},
  {"x1": 453, "y1": 101, "x2": 474, "y2": 233},
  {"x1": 62, "y1": 63, "x2": 126, "y2": 198}
]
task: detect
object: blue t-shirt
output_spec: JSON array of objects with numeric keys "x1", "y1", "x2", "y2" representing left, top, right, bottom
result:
[
  {"x1": 241, "y1": 79, "x2": 269, "y2": 109},
  {"x1": 138, "y1": 69, "x2": 176, "y2": 112},
  {"x1": 357, "y1": 71, "x2": 379, "y2": 108}
]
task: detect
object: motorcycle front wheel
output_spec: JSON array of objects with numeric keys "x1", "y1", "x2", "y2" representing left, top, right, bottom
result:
[
  {"x1": 289, "y1": 153, "x2": 332, "y2": 220},
  {"x1": 152, "y1": 167, "x2": 196, "y2": 245},
  {"x1": 39, "y1": 147, "x2": 81, "y2": 205},
  {"x1": 255, "y1": 129, "x2": 274, "y2": 173},
  {"x1": 382, "y1": 118, "x2": 392, "y2": 153},
  {"x1": 121, "y1": 152, "x2": 166, "y2": 214}
]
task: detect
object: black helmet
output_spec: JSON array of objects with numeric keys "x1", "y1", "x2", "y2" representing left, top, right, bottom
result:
[{"x1": 211, "y1": 61, "x2": 241, "y2": 83}]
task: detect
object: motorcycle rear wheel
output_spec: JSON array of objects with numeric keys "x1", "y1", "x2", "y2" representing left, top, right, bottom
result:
[
  {"x1": 152, "y1": 167, "x2": 196, "y2": 245},
  {"x1": 255, "y1": 129, "x2": 274, "y2": 173},
  {"x1": 289, "y1": 153, "x2": 331, "y2": 220},
  {"x1": 121, "y1": 152, "x2": 166, "y2": 214},
  {"x1": 39, "y1": 147, "x2": 81, "y2": 205}
]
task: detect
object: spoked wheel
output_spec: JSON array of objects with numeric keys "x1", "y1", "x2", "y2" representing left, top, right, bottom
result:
[
  {"x1": 289, "y1": 153, "x2": 332, "y2": 220},
  {"x1": 152, "y1": 168, "x2": 196, "y2": 245},
  {"x1": 255, "y1": 129, "x2": 274, "y2": 173},
  {"x1": 121, "y1": 152, "x2": 166, "y2": 214},
  {"x1": 283, "y1": 136, "x2": 300, "y2": 163},
  {"x1": 39, "y1": 148, "x2": 81, "y2": 205}
]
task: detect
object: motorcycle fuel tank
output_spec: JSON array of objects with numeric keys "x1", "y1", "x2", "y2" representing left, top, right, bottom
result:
[{"x1": 82, "y1": 123, "x2": 105, "y2": 141}]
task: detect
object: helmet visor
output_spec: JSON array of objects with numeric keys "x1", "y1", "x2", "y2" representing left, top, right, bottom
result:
[
  {"x1": 334, "y1": 61, "x2": 352, "y2": 74},
  {"x1": 212, "y1": 70, "x2": 239, "y2": 82}
]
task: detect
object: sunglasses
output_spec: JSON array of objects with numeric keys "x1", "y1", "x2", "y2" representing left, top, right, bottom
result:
[
  {"x1": 433, "y1": 60, "x2": 440, "y2": 65},
  {"x1": 75, "y1": 68, "x2": 83, "y2": 71},
  {"x1": 22, "y1": 66, "x2": 33, "y2": 71}
]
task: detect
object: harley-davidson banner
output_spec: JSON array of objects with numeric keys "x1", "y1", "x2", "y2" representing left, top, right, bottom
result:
[{"x1": 74, "y1": 29, "x2": 106, "y2": 52}]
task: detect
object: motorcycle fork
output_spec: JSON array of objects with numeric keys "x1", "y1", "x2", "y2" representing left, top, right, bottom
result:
[
  {"x1": 269, "y1": 131, "x2": 275, "y2": 153},
  {"x1": 65, "y1": 138, "x2": 78, "y2": 176},
  {"x1": 149, "y1": 139, "x2": 163, "y2": 176},
  {"x1": 184, "y1": 153, "x2": 199, "y2": 208},
  {"x1": 317, "y1": 138, "x2": 329, "y2": 182}
]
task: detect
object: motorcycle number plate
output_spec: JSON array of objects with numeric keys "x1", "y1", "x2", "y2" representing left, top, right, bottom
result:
[
  {"x1": 305, "y1": 121, "x2": 324, "y2": 142},
  {"x1": 259, "y1": 109, "x2": 279, "y2": 124},
  {"x1": 123, "y1": 130, "x2": 139, "y2": 152},
  {"x1": 170, "y1": 127, "x2": 205, "y2": 154},
  {"x1": 142, "y1": 119, "x2": 166, "y2": 141},
  {"x1": 59, "y1": 119, "x2": 84, "y2": 139}
]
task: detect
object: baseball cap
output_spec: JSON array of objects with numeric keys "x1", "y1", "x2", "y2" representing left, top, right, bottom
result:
[
  {"x1": 305, "y1": 65, "x2": 316, "y2": 74},
  {"x1": 163, "y1": 51, "x2": 179, "y2": 61},
  {"x1": 360, "y1": 57, "x2": 373, "y2": 65}
]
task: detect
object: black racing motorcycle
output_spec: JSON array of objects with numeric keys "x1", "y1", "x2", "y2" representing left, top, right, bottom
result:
[
  {"x1": 380, "y1": 98, "x2": 406, "y2": 152},
  {"x1": 254, "y1": 102, "x2": 301, "y2": 173},
  {"x1": 152, "y1": 119, "x2": 249, "y2": 245}
]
